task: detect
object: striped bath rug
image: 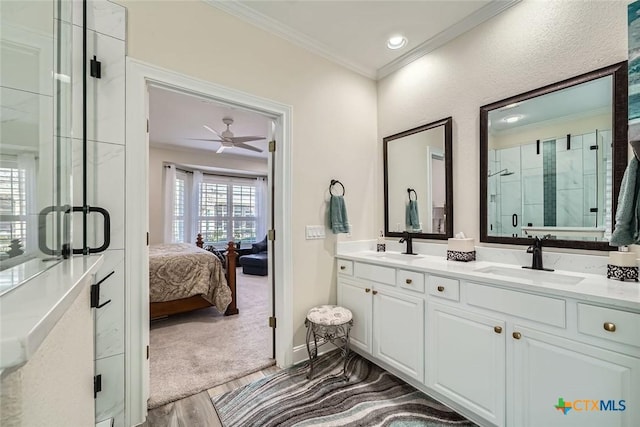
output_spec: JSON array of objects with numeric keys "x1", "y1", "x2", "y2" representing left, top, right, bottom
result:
[{"x1": 212, "y1": 351, "x2": 476, "y2": 426}]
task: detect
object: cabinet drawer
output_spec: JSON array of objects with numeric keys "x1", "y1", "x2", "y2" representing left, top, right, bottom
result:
[
  {"x1": 467, "y1": 283, "x2": 565, "y2": 328},
  {"x1": 354, "y1": 262, "x2": 395, "y2": 286},
  {"x1": 577, "y1": 304, "x2": 640, "y2": 347},
  {"x1": 397, "y1": 270, "x2": 425, "y2": 293},
  {"x1": 428, "y1": 275, "x2": 460, "y2": 301},
  {"x1": 337, "y1": 259, "x2": 353, "y2": 276}
]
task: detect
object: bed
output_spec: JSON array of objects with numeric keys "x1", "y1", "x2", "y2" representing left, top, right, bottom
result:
[{"x1": 149, "y1": 236, "x2": 239, "y2": 319}]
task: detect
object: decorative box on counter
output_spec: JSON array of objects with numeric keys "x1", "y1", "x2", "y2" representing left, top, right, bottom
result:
[
  {"x1": 447, "y1": 237, "x2": 476, "y2": 262},
  {"x1": 607, "y1": 248, "x2": 639, "y2": 282}
]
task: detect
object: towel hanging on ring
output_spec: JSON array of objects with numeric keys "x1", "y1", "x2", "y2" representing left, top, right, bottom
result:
[{"x1": 329, "y1": 180, "x2": 350, "y2": 234}]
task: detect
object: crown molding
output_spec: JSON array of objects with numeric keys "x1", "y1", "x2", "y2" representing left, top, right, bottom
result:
[
  {"x1": 377, "y1": 0, "x2": 521, "y2": 79},
  {"x1": 205, "y1": 0, "x2": 521, "y2": 81},
  {"x1": 205, "y1": 0, "x2": 378, "y2": 79}
]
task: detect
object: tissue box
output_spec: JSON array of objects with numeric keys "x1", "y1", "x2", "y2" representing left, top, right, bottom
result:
[
  {"x1": 607, "y1": 251, "x2": 638, "y2": 281},
  {"x1": 447, "y1": 238, "x2": 476, "y2": 262}
]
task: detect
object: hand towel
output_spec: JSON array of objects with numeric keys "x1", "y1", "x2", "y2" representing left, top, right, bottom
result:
[
  {"x1": 406, "y1": 200, "x2": 420, "y2": 231},
  {"x1": 330, "y1": 195, "x2": 350, "y2": 234},
  {"x1": 611, "y1": 157, "x2": 640, "y2": 246}
]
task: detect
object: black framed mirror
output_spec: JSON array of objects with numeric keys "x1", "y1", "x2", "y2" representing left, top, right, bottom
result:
[
  {"x1": 384, "y1": 117, "x2": 453, "y2": 240},
  {"x1": 480, "y1": 61, "x2": 628, "y2": 250}
]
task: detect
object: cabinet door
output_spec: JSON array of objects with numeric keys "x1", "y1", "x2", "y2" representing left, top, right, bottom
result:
[
  {"x1": 511, "y1": 326, "x2": 640, "y2": 427},
  {"x1": 337, "y1": 278, "x2": 372, "y2": 354},
  {"x1": 373, "y1": 288, "x2": 424, "y2": 381},
  {"x1": 427, "y1": 303, "x2": 505, "y2": 426}
]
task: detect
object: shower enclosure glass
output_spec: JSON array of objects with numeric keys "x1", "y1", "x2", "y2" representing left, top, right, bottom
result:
[
  {"x1": 0, "y1": 0, "x2": 73, "y2": 292},
  {"x1": 487, "y1": 129, "x2": 611, "y2": 241}
]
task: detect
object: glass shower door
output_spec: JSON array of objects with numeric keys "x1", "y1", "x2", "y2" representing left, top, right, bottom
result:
[{"x1": 0, "y1": 0, "x2": 73, "y2": 292}]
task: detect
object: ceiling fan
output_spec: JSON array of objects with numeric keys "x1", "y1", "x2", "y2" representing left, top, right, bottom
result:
[{"x1": 189, "y1": 117, "x2": 266, "y2": 153}]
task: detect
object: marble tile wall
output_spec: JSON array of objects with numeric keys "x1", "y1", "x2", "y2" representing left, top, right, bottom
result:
[{"x1": 68, "y1": 1, "x2": 126, "y2": 426}]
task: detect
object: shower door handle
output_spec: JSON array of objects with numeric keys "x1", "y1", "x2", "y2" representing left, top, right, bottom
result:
[
  {"x1": 72, "y1": 206, "x2": 111, "y2": 254},
  {"x1": 512, "y1": 214, "x2": 518, "y2": 228}
]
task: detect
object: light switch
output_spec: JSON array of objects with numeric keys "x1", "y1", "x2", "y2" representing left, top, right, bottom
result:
[{"x1": 305, "y1": 225, "x2": 326, "y2": 240}]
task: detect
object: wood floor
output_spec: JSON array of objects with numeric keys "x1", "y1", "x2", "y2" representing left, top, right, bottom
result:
[{"x1": 143, "y1": 365, "x2": 281, "y2": 427}]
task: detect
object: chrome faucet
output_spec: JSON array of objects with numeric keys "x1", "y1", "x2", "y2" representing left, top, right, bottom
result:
[
  {"x1": 399, "y1": 231, "x2": 417, "y2": 255},
  {"x1": 523, "y1": 234, "x2": 554, "y2": 271}
]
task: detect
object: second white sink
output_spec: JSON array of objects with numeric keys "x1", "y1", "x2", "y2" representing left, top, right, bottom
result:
[
  {"x1": 370, "y1": 252, "x2": 425, "y2": 261},
  {"x1": 474, "y1": 266, "x2": 584, "y2": 285}
]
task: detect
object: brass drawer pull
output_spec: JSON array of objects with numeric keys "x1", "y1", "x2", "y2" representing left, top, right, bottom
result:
[
  {"x1": 512, "y1": 332, "x2": 522, "y2": 340},
  {"x1": 603, "y1": 322, "x2": 616, "y2": 332},
  {"x1": 437, "y1": 286, "x2": 445, "y2": 292},
  {"x1": 406, "y1": 279, "x2": 412, "y2": 284},
  {"x1": 372, "y1": 290, "x2": 378, "y2": 295},
  {"x1": 365, "y1": 288, "x2": 371, "y2": 293},
  {"x1": 494, "y1": 326, "x2": 502, "y2": 334},
  {"x1": 340, "y1": 265, "x2": 346, "y2": 270}
]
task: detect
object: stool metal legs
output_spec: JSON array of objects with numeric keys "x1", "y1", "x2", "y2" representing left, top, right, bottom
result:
[{"x1": 304, "y1": 319, "x2": 353, "y2": 381}]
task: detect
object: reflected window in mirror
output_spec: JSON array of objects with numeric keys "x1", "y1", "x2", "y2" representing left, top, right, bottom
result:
[
  {"x1": 384, "y1": 117, "x2": 453, "y2": 240},
  {"x1": 480, "y1": 62, "x2": 628, "y2": 250}
]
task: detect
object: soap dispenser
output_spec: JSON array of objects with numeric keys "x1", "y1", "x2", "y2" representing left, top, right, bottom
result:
[{"x1": 377, "y1": 231, "x2": 386, "y2": 252}]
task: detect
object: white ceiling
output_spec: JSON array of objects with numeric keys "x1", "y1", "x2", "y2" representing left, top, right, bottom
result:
[
  {"x1": 209, "y1": 0, "x2": 520, "y2": 79},
  {"x1": 489, "y1": 76, "x2": 613, "y2": 134},
  {"x1": 149, "y1": 0, "x2": 521, "y2": 160},
  {"x1": 148, "y1": 86, "x2": 272, "y2": 160}
]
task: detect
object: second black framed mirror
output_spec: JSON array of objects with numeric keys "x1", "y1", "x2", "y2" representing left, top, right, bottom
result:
[{"x1": 383, "y1": 117, "x2": 453, "y2": 240}]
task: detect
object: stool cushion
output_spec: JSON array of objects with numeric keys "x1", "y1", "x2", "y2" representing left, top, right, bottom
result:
[{"x1": 306, "y1": 305, "x2": 353, "y2": 326}]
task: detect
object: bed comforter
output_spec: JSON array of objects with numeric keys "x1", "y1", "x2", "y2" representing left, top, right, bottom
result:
[{"x1": 149, "y1": 243, "x2": 232, "y2": 312}]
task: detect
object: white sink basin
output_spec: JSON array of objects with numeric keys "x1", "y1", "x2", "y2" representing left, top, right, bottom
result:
[
  {"x1": 369, "y1": 252, "x2": 425, "y2": 261},
  {"x1": 474, "y1": 266, "x2": 584, "y2": 285}
]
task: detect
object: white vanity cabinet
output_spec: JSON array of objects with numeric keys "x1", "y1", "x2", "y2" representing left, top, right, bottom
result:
[
  {"x1": 336, "y1": 255, "x2": 640, "y2": 427},
  {"x1": 511, "y1": 325, "x2": 640, "y2": 427},
  {"x1": 337, "y1": 261, "x2": 425, "y2": 382},
  {"x1": 427, "y1": 302, "x2": 505, "y2": 426}
]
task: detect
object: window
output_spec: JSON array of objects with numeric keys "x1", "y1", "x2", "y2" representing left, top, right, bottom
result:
[
  {"x1": 0, "y1": 165, "x2": 27, "y2": 256},
  {"x1": 173, "y1": 172, "x2": 186, "y2": 243},
  {"x1": 197, "y1": 178, "x2": 257, "y2": 244}
]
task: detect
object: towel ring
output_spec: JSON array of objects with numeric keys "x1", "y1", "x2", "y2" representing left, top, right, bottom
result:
[
  {"x1": 407, "y1": 188, "x2": 417, "y2": 201},
  {"x1": 330, "y1": 180, "x2": 345, "y2": 196}
]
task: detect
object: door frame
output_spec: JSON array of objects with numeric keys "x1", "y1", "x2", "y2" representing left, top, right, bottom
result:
[{"x1": 125, "y1": 58, "x2": 293, "y2": 425}]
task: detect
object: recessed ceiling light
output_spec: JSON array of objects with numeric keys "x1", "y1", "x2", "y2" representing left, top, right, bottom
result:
[
  {"x1": 504, "y1": 115, "x2": 522, "y2": 123},
  {"x1": 387, "y1": 35, "x2": 407, "y2": 50},
  {"x1": 503, "y1": 102, "x2": 520, "y2": 109}
]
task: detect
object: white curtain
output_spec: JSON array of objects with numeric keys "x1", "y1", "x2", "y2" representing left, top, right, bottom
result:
[
  {"x1": 189, "y1": 170, "x2": 203, "y2": 244},
  {"x1": 163, "y1": 164, "x2": 176, "y2": 243},
  {"x1": 17, "y1": 153, "x2": 37, "y2": 253},
  {"x1": 255, "y1": 176, "x2": 268, "y2": 241}
]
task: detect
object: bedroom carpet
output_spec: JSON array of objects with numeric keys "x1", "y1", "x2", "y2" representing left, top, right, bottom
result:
[
  {"x1": 213, "y1": 351, "x2": 477, "y2": 427},
  {"x1": 148, "y1": 270, "x2": 274, "y2": 409}
]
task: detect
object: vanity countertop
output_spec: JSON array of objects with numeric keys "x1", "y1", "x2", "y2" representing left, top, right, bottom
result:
[
  {"x1": 0, "y1": 255, "x2": 103, "y2": 369},
  {"x1": 337, "y1": 251, "x2": 640, "y2": 312}
]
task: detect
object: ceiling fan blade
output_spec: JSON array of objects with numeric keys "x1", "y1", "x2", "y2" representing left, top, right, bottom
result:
[
  {"x1": 216, "y1": 145, "x2": 226, "y2": 154},
  {"x1": 187, "y1": 138, "x2": 224, "y2": 142},
  {"x1": 230, "y1": 136, "x2": 266, "y2": 143},
  {"x1": 233, "y1": 142, "x2": 263, "y2": 153},
  {"x1": 203, "y1": 124, "x2": 224, "y2": 139}
]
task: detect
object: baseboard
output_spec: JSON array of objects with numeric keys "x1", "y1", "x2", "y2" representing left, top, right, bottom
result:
[{"x1": 292, "y1": 339, "x2": 334, "y2": 365}]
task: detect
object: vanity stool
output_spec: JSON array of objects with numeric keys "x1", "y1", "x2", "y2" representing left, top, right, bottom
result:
[{"x1": 304, "y1": 305, "x2": 353, "y2": 381}]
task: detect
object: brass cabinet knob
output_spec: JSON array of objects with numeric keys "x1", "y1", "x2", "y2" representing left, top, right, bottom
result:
[
  {"x1": 494, "y1": 326, "x2": 502, "y2": 334},
  {"x1": 406, "y1": 279, "x2": 413, "y2": 284},
  {"x1": 437, "y1": 286, "x2": 445, "y2": 292},
  {"x1": 372, "y1": 290, "x2": 378, "y2": 295},
  {"x1": 512, "y1": 332, "x2": 522, "y2": 340},
  {"x1": 365, "y1": 288, "x2": 371, "y2": 293},
  {"x1": 340, "y1": 265, "x2": 346, "y2": 270},
  {"x1": 603, "y1": 322, "x2": 616, "y2": 332}
]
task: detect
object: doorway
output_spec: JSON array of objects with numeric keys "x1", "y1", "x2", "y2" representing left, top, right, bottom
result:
[{"x1": 125, "y1": 59, "x2": 293, "y2": 426}]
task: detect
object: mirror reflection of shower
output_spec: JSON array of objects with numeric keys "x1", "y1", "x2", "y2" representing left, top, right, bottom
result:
[{"x1": 488, "y1": 169, "x2": 514, "y2": 177}]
